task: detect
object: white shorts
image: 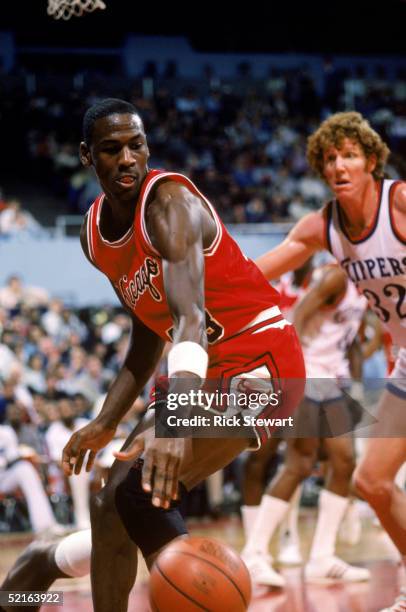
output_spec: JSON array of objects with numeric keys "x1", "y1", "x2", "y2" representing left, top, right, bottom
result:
[
  {"x1": 304, "y1": 361, "x2": 343, "y2": 403},
  {"x1": 387, "y1": 347, "x2": 406, "y2": 398}
]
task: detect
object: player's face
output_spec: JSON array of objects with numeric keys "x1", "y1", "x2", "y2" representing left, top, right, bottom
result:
[
  {"x1": 84, "y1": 113, "x2": 149, "y2": 202},
  {"x1": 322, "y1": 138, "x2": 376, "y2": 201}
]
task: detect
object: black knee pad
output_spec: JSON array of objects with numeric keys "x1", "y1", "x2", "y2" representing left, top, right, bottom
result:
[{"x1": 115, "y1": 459, "x2": 188, "y2": 558}]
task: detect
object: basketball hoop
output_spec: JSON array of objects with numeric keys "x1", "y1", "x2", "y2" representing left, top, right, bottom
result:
[{"x1": 47, "y1": 0, "x2": 106, "y2": 20}]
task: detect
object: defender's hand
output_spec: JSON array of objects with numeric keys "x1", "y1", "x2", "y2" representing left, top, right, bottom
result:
[
  {"x1": 114, "y1": 430, "x2": 185, "y2": 509},
  {"x1": 62, "y1": 419, "x2": 116, "y2": 476}
]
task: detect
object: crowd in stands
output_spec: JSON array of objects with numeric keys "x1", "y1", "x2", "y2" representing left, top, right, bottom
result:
[
  {"x1": 0, "y1": 274, "x2": 151, "y2": 532},
  {"x1": 2, "y1": 60, "x2": 406, "y2": 229},
  {"x1": 0, "y1": 56, "x2": 404, "y2": 530}
]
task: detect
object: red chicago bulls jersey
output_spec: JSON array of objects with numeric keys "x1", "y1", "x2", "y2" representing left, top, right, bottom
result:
[{"x1": 86, "y1": 169, "x2": 280, "y2": 345}]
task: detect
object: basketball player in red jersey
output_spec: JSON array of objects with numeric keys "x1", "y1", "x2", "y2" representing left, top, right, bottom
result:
[
  {"x1": 45, "y1": 98, "x2": 305, "y2": 612},
  {"x1": 256, "y1": 112, "x2": 406, "y2": 612}
]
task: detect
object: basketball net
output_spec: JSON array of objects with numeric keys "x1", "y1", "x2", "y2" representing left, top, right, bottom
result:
[{"x1": 47, "y1": 0, "x2": 106, "y2": 20}]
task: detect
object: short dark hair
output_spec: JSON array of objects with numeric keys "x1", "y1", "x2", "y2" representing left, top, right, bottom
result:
[{"x1": 82, "y1": 98, "x2": 142, "y2": 145}]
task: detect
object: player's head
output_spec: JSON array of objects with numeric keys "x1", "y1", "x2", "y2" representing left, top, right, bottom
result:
[
  {"x1": 80, "y1": 98, "x2": 149, "y2": 202},
  {"x1": 307, "y1": 112, "x2": 390, "y2": 192}
]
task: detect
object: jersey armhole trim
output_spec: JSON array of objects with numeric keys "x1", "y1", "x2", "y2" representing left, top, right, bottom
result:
[
  {"x1": 139, "y1": 172, "x2": 222, "y2": 258},
  {"x1": 337, "y1": 179, "x2": 383, "y2": 244},
  {"x1": 325, "y1": 201, "x2": 334, "y2": 253},
  {"x1": 87, "y1": 203, "x2": 97, "y2": 265},
  {"x1": 388, "y1": 180, "x2": 406, "y2": 245}
]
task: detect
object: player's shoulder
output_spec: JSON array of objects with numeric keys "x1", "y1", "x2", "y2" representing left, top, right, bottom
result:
[
  {"x1": 147, "y1": 178, "x2": 202, "y2": 229},
  {"x1": 152, "y1": 177, "x2": 201, "y2": 207},
  {"x1": 79, "y1": 213, "x2": 93, "y2": 264},
  {"x1": 393, "y1": 181, "x2": 406, "y2": 214}
]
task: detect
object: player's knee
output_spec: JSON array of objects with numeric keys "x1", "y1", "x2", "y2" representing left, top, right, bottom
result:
[
  {"x1": 288, "y1": 456, "x2": 314, "y2": 481},
  {"x1": 353, "y1": 466, "x2": 392, "y2": 504},
  {"x1": 332, "y1": 453, "x2": 355, "y2": 480},
  {"x1": 115, "y1": 461, "x2": 188, "y2": 559},
  {"x1": 244, "y1": 454, "x2": 268, "y2": 482},
  {"x1": 90, "y1": 482, "x2": 116, "y2": 528},
  {"x1": 287, "y1": 444, "x2": 316, "y2": 480}
]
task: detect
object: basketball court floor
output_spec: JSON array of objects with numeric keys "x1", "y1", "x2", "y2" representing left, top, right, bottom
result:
[{"x1": 0, "y1": 508, "x2": 401, "y2": 611}]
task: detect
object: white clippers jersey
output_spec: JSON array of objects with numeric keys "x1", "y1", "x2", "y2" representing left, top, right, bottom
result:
[
  {"x1": 301, "y1": 270, "x2": 368, "y2": 378},
  {"x1": 326, "y1": 179, "x2": 406, "y2": 348}
]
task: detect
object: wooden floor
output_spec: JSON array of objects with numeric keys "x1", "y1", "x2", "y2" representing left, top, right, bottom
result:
[{"x1": 0, "y1": 510, "x2": 401, "y2": 612}]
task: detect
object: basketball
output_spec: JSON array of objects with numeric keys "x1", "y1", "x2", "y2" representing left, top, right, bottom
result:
[{"x1": 149, "y1": 536, "x2": 251, "y2": 611}]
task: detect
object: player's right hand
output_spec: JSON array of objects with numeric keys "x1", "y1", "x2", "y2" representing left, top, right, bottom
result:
[
  {"x1": 114, "y1": 429, "x2": 185, "y2": 509},
  {"x1": 62, "y1": 419, "x2": 116, "y2": 476}
]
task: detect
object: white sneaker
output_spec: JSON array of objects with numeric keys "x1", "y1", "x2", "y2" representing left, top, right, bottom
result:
[
  {"x1": 305, "y1": 556, "x2": 370, "y2": 583},
  {"x1": 242, "y1": 551, "x2": 286, "y2": 587},
  {"x1": 278, "y1": 541, "x2": 303, "y2": 565},
  {"x1": 379, "y1": 589, "x2": 406, "y2": 611}
]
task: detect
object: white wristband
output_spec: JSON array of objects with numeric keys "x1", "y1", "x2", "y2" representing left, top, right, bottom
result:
[{"x1": 167, "y1": 341, "x2": 208, "y2": 379}]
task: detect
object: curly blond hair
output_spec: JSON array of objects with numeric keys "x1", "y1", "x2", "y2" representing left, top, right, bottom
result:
[{"x1": 307, "y1": 112, "x2": 390, "y2": 180}]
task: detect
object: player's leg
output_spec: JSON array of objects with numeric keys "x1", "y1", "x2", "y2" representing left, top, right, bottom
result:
[
  {"x1": 0, "y1": 539, "x2": 70, "y2": 612},
  {"x1": 354, "y1": 390, "x2": 406, "y2": 611},
  {"x1": 241, "y1": 434, "x2": 318, "y2": 586},
  {"x1": 277, "y1": 484, "x2": 303, "y2": 565},
  {"x1": 90, "y1": 413, "x2": 249, "y2": 610},
  {"x1": 354, "y1": 390, "x2": 406, "y2": 553},
  {"x1": 357, "y1": 440, "x2": 406, "y2": 612},
  {"x1": 116, "y1": 322, "x2": 305, "y2": 591},
  {"x1": 240, "y1": 437, "x2": 280, "y2": 542},
  {"x1": 241, "y1": 438, "x2": 280, "y2": 505},
  {"x1": 305, "y1": 435, "x2": 370, "y2": 582},
  {"x1": 0, "y1": 529, "x2": 92, "y2": 596},
  {"x1": 116, "y1": 434, "x2": 250, "y2": 571},
  {"x1": 90, "y1": 415, "x2": 157, "y2": 612}
]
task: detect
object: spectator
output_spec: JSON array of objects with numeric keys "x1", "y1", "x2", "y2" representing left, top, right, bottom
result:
[
  {"x1": 0, "y1": 276, "x2": 49, "y2": 311},
  {"x1": 45, "y1": 397, "x2": 91, "y2": 529},
  {"x1": 0, "y1": 423, "x2": 61, "y2": 534},
  {"x1": 0, "y1": 199, "x2": 43, "y2": 237}
]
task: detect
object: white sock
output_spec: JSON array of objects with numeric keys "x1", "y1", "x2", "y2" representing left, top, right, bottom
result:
[
  {"x1": 242, "y1": 495, "x2": 289, "y2": 557},
  {"x1": 395, "y1": 463, "x2": 406, "y2": 489},
  {"x1": 207, "y1": 470, "x2": 223, "y2": 507},
  {"x1": 54, "y1": 529, "x2": 92, "y2": 577},
  {"x1": 241, "y1": 505, "x2": 259, "y2": 540},
  {"x1": 280, "y1": 485, "x2": 301, "y2": 545},
  {"x1": 309, "y1": 489, "x2": 348, "y2": 561}
]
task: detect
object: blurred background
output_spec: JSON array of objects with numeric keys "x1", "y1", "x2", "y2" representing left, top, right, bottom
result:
[{"x1": 0, "y1": 0, "x2": 400, "y2": 535}]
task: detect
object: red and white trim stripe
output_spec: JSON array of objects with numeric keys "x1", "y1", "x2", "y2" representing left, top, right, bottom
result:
[{"x1": 139, "y1": 171, "x2": 222, "y2": 257}]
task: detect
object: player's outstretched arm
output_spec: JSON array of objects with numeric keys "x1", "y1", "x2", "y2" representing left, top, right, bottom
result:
[
  {"x1": 115, "y1": 181, "x2": 208, "y2": 507},
  {"x1": 150, "y1": 182, "x2": 207, "y2": 347},
  {"x1": 256, "y1": 210, "x2": 327, "y2": 280},
  {"x1": 62, "y1": 219, "x2": 165, "y2": 477},
  {"x1": 293, "y1": 265, "x2": 347, "y2": 338}
]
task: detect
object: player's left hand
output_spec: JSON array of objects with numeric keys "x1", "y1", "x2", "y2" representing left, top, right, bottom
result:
[
  {"x1": 62, "y1": 419, "x2": 117, "y2": 476},
  {"x1": 114, "y1": 430, "x2": 185, "y2": 509}
]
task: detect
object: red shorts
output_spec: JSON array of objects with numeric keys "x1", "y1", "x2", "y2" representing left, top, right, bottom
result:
[
  {"x1": 151, "y1": 320, "x2": 305, "y2": 449},
  {"x1": 206, "y1": 320, "x2": 305, "y2": 448}
]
